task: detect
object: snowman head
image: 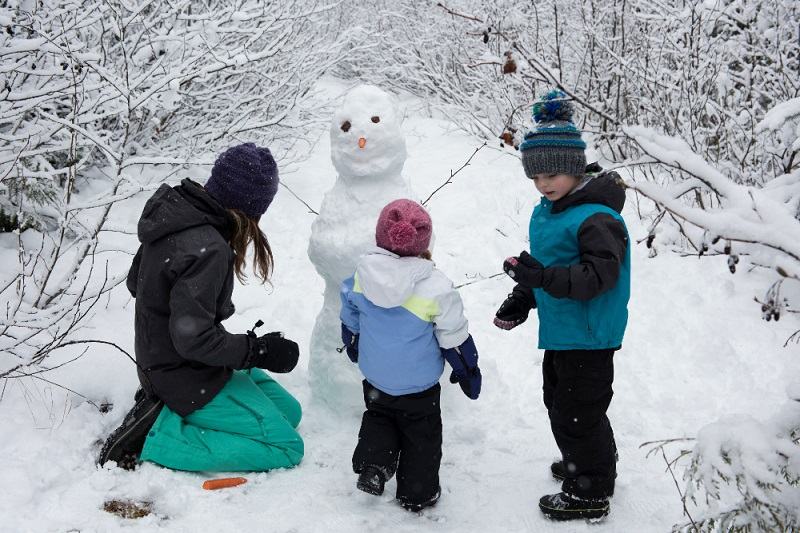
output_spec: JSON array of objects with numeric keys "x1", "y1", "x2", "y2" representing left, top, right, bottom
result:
[{"x1": 330, "y1": 85, "x2": 407, "y2": 180}]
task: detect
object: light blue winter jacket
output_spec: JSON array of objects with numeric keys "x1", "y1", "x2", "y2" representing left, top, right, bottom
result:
[{"x1": 340, "y1": 247, "x2": 470, "y2": 396}]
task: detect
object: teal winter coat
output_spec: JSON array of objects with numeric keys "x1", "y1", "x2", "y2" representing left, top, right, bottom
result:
[{"x1": 529, "y1": 171, "x2": 631, "y2": 350}]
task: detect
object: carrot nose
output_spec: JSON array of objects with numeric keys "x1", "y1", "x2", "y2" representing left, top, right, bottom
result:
[{"x1": 358, "y1": 137, "x2": 366, "y2": 149}]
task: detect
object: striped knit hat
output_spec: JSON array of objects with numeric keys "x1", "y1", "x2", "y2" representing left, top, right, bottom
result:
[{"x1": 520, "y1": 89, "x2": 586, "y2": 179}]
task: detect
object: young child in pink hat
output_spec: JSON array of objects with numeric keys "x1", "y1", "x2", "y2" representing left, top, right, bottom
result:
[{"x1": 339, "y1": 199, "x2": 481, "y2": 512}]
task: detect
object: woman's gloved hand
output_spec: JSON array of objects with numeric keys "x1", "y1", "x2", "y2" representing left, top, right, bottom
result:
[{"x1": 246, "y1": 331, "x2": 299, "y2": 373}]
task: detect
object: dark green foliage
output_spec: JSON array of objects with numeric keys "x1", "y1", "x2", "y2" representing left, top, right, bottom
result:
[{"x1": 0, "y1": 207, "x2": 34, "y2": 233}]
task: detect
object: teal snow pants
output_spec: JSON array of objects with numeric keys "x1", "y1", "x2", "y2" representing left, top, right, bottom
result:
[{"x1": 140, "y1": 369, "x2": 304, "y2": 472}]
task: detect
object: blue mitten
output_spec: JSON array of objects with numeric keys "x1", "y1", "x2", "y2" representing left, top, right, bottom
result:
[
  {"x1": 340, "y1": 323, "x2": 359, "y2": 363},
  {"x1": 441, "y1": 335, "x2": 481, "y2": 400}
]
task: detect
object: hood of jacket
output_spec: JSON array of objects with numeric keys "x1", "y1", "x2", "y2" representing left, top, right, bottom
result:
[
  {"x1": 551, "y1": 169, "x2": 626, "y2": 215},
  {"x1": 137, "y1": 178, "x2": 232, "y2": 244},
  {"x1": 356, "y1": 247, "x2": 434, "y2": 308}
]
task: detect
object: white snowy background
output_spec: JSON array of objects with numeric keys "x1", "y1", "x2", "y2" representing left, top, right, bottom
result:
[{"x1": 1, "y1": 78, "x2": 798, "y2": 532}]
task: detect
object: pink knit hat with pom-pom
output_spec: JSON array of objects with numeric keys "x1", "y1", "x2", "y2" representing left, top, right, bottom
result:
[{"x1": 375, "y1": 199, "x2": 432, "y2": 257}]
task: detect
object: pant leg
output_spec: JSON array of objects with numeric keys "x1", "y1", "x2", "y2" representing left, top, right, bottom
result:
[
  {"x1": 542, "y1": 349, "x2": 557, "y2": 414},
  {"x1": 395, "y1": 384, "x2": 442, "y2": 504},
  {"x1": 140, "y1": 370, "x2": 303, "y2": 472},
  {"x1": 549, "y1": 349, "x2": 615, "y2": 499},
  {"x1": 352, "y1": 380, "x2": 401, "y2": 479},
  {"x1": 248, "y1": 368, "x2": 302, "y2": 428}
]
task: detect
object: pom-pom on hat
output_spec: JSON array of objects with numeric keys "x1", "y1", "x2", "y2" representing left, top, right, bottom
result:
[
  {"x1": 520, "y1": 89, "x2": 587, "y2": 179},
  {"x1": 205, "y1": 143, "x2": 279, "y2": 218},
  {"x1": 375, "y1": 199, "x2": 432, "y2": 257}
]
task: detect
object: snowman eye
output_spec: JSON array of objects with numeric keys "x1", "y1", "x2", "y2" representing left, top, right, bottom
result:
[
  {"x1": 341, "y1": 121, "x2": 351, "y2": 132},
  {"x1": 371, "y1": 116, "x2": 380, "y2": 124}
]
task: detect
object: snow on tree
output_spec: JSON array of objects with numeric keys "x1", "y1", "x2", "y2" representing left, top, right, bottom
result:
[{"x1": 0, "y1": 0, "x2": 351, "y2": 378}]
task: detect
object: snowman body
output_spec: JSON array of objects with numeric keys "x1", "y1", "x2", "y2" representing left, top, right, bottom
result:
[{"x1": 308, "y1": 85, "x2": 413, "y2": 407}]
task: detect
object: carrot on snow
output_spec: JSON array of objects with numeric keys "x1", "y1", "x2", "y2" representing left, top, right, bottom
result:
[{"x1": 202, "y1": 477, "x2": 248, "y2": 490}]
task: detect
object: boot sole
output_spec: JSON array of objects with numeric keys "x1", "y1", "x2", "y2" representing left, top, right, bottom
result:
[
  {"x1": 356, "y1": 480, "x2": 384, "y2": 496},
  {"x1": 98, "y1": 401, "x2": 163, "y2": 467},
  {"x1": 400, "y1": 488, "x2": 441, "y2": 512},
  {"x1": 539, "y1": 502, "x2": 609, "y2": 521}
]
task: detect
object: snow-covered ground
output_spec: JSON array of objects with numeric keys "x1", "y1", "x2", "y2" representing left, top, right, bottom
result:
[{"x1": 2, "y1": 81, "x2": 798, "y2": 532}]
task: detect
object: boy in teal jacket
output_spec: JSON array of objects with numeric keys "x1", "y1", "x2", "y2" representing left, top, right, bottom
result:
[{"x1": 495, "y1": 90, "x2": 630, "y2": 521}]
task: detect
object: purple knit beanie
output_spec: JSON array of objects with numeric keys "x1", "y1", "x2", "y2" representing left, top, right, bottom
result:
[
  {"x1": 375, "y1": 199, "x2": 432, "y2": 257},
  {"x1": 205, "y1": 143, "x2": 279, "y2": 218}
]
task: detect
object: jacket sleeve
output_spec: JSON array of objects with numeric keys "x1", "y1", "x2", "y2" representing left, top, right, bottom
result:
[
  {"x1": 168, "y1": 241, "x2": 250, "y2": 369},
  {"x1": 339, "y1": 275, "x2": 360, "y2": 334},
  {"x1": 126, "y1": 246, "x2": 143, "y2": 298},
  {"x1": 540, "y1": 213, "x2": 628, "y2": 301},
  {"x1": 432, "y1": 275, "x2": 470, "y2": 349}
]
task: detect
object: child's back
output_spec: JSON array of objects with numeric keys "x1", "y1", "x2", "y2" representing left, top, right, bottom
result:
[
  {"x1": 341, "y1": 247, "x2": 468, "y2": 396},
  {"x1": 339, "y1": 199, "x2": 481, "y2": 513}
]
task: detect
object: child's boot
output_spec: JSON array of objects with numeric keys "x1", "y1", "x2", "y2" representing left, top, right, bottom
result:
[
  {"x1": 539, "y1": 492, "x2": 609, "y2": 521},
  {"x1": 399, "y1": 486, "x2": 441, "y2": 512},
  {"x1": 356, "y1": 465, "x2": 386, "y2": 495}
]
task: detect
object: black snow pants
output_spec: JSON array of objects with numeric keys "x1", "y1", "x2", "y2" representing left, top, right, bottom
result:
[
  {"x1": 352, "y1": 380, "x2": 442, "y2": 505},
  {"x1": 543, "y1": 349, "x2": 617, "y2": 499}
]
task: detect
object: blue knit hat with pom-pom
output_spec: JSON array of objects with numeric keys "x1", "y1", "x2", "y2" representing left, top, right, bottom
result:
[{"x1": 520, "y1": 89, "x2": 586, "y2": 179}]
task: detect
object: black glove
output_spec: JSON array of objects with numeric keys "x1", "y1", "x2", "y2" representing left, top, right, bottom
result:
[
  {"x1": 494, "y1": 284, "x2": 536, "y2": 330},
  {"x1": 503, "y1": 251, "x2": 545, "y2": 288},
  {"x1": 246, "y1": 332, "x2": 299, "y2": 373},
  {"x1": 340, "y1": 323, "x2": 359, "y2": 363}
]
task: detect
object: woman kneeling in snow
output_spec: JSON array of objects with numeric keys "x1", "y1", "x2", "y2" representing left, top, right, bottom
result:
[{"x1": 98, "y1": 143, "x2": 303, "y2": 472}]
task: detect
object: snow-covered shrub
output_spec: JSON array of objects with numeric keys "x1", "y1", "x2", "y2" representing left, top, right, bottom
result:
[
  {"x1": 0, "y1": 0, "x2": 350, "y2": 378},
  {"x1": 665, "y1": 390, "x2": 800, "y2": 532}
]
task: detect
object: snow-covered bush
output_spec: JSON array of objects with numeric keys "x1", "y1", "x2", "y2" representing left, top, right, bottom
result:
[
  {"x1": 650, "y1": 388, "x2": 800, "y2": 532},
  {"x1": 0, "y1": 0, "x2": 350, "y2": 377}
]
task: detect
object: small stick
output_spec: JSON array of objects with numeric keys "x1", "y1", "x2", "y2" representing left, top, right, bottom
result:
[
  {"x1": 202, "y1": 477, "x2": 248, "y2": 490},
  {"x1": 422, "y1": 142, "x2": 487, "y2": 206}
]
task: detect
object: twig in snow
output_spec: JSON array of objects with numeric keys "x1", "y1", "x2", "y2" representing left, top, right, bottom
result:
[
  {"x1": 455, "y1": 272, "x2": 504, "y2": 289},
  {"x1": 279, "y1": 181, "x2": 319, "y2": 215},
  {"x1": 641, "y1": 438, "x2": 698, "y2": 529},
  {"x1": 422, "y1": 142, "x2": 487, "y2": 206}
]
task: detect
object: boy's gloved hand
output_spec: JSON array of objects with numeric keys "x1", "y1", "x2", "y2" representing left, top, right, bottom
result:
[
  {"x1": 494, "y1": 284, "x2": 537, "y2": 330},
  {"x1": 441, "y1": 335, "x2": 481, "y2": 400},
  {"x1": 246, "y1": 332, "x2": 300, "y2": 373},
  {"x1": 503, "y1": 251, "x2": 545, "y2": 288},
  {"x1": 340, "y1": 323, "x2": 359, "y2": 363}
]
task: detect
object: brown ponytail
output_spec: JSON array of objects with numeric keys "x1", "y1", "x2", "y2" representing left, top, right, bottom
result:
[{"x1": 227, "y1": 209, "x2": 273, "y2": 284}]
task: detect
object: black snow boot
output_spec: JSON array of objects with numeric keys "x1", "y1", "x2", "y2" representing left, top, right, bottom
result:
[
  {"x1": 399, "y1": 486, "x2": 441, "y2": 512},
  {"x1": 539, "y1": 492, "x2": 609, "y2": 521},
  {"x1": 356, "y1": 465, "x2": 387, "y2": 496},
  {"x1": 97, "y1": 389, "x2": 163, "y2": 470}
]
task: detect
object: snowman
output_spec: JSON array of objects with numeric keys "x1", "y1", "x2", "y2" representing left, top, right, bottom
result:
[{"x1": 307, "y1": 85, "x2": 414, "y2": 408}]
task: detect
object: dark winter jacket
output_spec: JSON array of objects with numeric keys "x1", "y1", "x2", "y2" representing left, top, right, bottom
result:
[
  {"x1": 529, "y1": 170, "x2": 631, "y2": 350},
  {"x1": 127, "y1": 178, "x2": 251, "y2": 416}
]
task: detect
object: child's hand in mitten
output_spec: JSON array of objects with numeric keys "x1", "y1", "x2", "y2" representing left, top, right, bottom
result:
[
  {"x1": 441, "y1": 335, "x2": 481, "y2": 400},
  {"x1": 340, "y1": 323, "x2": 359, "y2": 363},
  {"x1": 503, "y1": 251, "x2": 545, "y2": 288},
  {"x1": 494, "y1": 284, "x2": 537, "y2": 330}
]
